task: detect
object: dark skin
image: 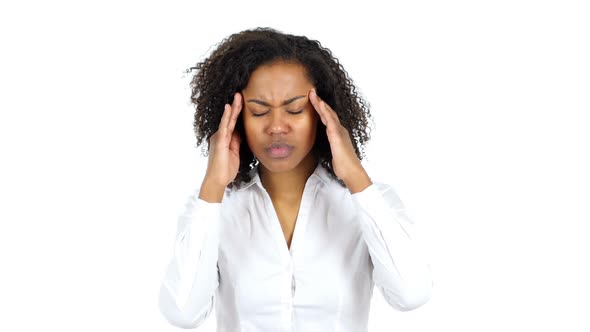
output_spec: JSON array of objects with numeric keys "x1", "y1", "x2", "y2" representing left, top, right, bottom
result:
[
  {"x1": 200, "y1": 60, "x2": 372, "y2": 248},
  {"x1": 241, "y1": 61, "x2": 319, "y2": 247},
  {"x1": 242, "y1": 63, "x2": 318, "y2": 197}
]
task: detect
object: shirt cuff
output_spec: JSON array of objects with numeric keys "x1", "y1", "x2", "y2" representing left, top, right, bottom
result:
[
  {"x1": 195, "y1": 197, "x2": 222, "y2": 216},
  {"x1": 192, "y1": 197, "x2": 222, "y2": 235},
  {"x1": 351, "y1": 183, "x2": 391, "y2": 218}
]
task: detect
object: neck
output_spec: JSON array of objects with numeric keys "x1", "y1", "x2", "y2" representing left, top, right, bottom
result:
[{"x1": 259, "y1": 154, "x2": 318, "y2": 202}]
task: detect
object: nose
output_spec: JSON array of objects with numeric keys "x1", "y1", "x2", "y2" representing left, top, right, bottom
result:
[{"x1": 266, "y1": 111, "x2": 290, "y2": 135}]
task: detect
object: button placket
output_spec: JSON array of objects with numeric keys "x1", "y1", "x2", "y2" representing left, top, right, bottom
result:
[{"x1": 291, "y1": 274, "x2": 296, "y2": 297}]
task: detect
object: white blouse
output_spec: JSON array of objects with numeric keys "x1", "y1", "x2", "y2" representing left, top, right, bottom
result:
[{"x1": 158, "y1": 163, "x2": 433, "y2": 331}]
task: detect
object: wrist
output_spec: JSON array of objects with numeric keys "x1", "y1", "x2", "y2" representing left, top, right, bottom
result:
[
  {"x1": 343, "y1": 167, "x2": 372, "y2": 194},
  {"x1": 199, "y1": 179, "x2": 226, "y2": 203}
]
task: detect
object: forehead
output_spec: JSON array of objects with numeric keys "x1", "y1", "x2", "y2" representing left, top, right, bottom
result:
[{"x1": 243, "y1": 62, "x2": 313, "y2": 101}]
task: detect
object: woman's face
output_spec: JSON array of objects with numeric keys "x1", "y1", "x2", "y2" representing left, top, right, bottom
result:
[{"x1": 241, "y1": 61, "x2": 319, "y2": 174}]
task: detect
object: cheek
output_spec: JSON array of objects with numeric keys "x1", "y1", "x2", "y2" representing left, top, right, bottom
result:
[
  {"x1": 305, "y1": 114, "x2": 319, "y2": 133},
  {"x1": 242, "y1": 117, "x2": 255, "y2": 136},
  {"x1": 296, "y1": 116, "x2": 318, "y2": 142},
  {"x1": 243, "y1": 120, "x2": 262, "y2": 148}
]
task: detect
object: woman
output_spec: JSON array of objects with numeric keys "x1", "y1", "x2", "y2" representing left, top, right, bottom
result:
[{"x1": 159, "y1": 27, "x2": 432, "y2": 331}]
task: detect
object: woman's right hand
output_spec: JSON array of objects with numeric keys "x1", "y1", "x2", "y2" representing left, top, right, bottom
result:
[{"x1": 202, "y1": 92, "x2": 243, "y2": 190}]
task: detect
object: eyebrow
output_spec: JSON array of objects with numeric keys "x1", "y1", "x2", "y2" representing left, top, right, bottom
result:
[{"x1": 246, "y1": 95, "x2": 306, "y2": 107}]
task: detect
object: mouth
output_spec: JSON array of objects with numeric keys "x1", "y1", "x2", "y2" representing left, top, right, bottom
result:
[{"x1": 265, "y1": 143, "x2": 294, "y2": 159}]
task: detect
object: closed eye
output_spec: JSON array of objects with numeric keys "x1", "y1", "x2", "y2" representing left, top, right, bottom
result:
[{"x1": 251, "y1": 109, "x2": 303, "y2": 117}]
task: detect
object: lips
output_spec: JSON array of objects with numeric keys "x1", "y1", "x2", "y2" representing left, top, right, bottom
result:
[{"x1": 265, "y1": 142, "x2": 294, "y2": 158}]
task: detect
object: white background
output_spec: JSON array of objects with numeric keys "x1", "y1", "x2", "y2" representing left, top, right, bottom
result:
[{"x1": 1, "y1": 0, "x2": 589, "y2": 331}]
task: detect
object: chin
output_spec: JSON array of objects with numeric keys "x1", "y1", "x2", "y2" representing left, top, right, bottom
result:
[
  {"x1": 256, "y1": 152, "x2": 307, "y2": 173},
  {"x1": 258, "y1": 159, "x2": 298, "y2": 173}
]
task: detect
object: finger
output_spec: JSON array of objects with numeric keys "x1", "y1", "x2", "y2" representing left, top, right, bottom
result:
[
  {"x1": 322, "y1": 101, "x2": 341, "y2": 125},
  {"x1": 312, "y1": 92, "x2": 341, "y2": 126},
  {"x1": 233, "y1": 92, "x2": 242, "y2": 107},
  {"x1": 227, "y1": 93, "x2": 242, "y2": 133},
  {"x1": 312, "y1": 91, "x2": 337, "y2": 119},
  {"x1": 309, "y1": 89, "x2": 327, "y2": 125},
  {"x1": 219, "y1": 103, "x2": 232, "y2": 133},
  {"x1": 309, "y1": 89, "x2": 322, "y2": 112},
  {"x1": 311, "y1": 90, "x2": 338, "y2": 126}
]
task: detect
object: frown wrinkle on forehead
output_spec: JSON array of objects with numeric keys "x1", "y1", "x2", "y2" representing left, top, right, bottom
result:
[
  {"x1": 242, "y1": 62, "x2": 313, "y2": 107},
  {"x1": 247, "y1": 95, "x2": 306, "y2": 108}
]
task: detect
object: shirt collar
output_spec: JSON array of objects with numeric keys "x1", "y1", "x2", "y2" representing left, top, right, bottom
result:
[{"x1": 236, "y1": 162, "x2": 331, "y2": 192}]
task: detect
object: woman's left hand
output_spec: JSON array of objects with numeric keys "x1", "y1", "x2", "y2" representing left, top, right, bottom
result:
[{"x1": 309, "y1": 89, "x2": 372, "y2": 193}]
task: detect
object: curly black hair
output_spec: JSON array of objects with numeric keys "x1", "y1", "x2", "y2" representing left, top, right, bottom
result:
[{"x1": 189, "y1": 27, "x2": 373, "y2": 189}]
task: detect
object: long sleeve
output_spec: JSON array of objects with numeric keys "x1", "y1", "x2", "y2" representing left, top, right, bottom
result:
[
  {"x1": 352, "y1": 182, "x2": 433, "y2": 311},
  {"x1": 158, "y1": 189, "x2": 222, "y2": 328}
]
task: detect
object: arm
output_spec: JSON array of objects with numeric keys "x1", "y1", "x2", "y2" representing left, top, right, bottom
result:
[
  {"x1": 307, "y1": 88, "x2": 433, "y2": 310},
  {"x1": 158, "y1": 189, "x2": 222, "y2": 328},
  {"x1": 351, "y1": 182, "x2": 433, "y2": 311}
]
